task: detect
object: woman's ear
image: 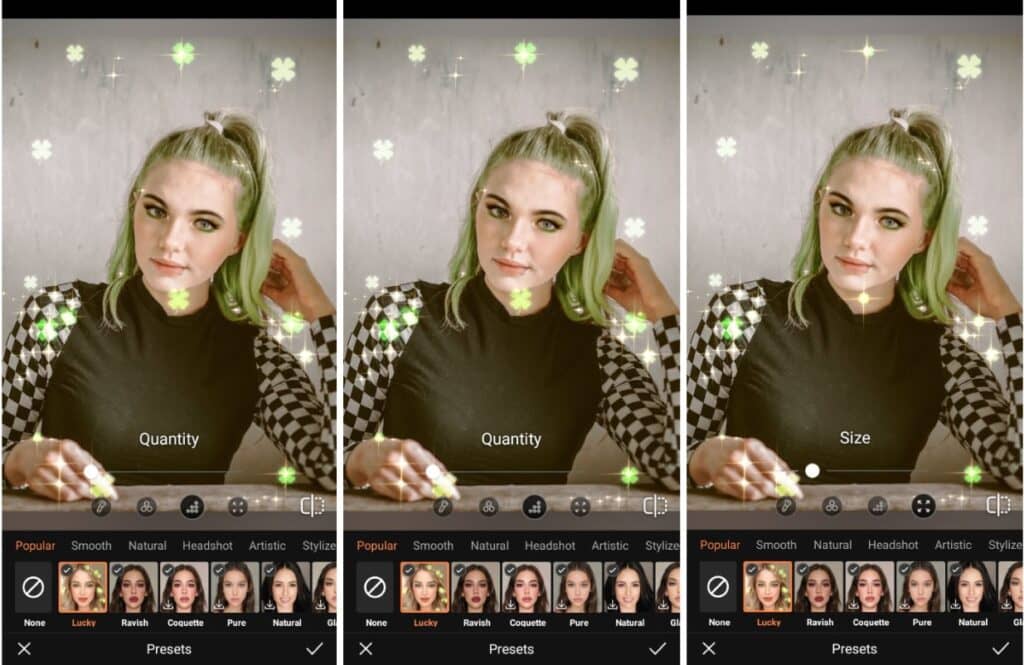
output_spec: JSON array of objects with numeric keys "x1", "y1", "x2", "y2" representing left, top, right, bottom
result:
[
  {"x1": 916, "y1": 230, "x2": 933, "y2": 253},
  {"x1": 233, "y1": 232, "x2": 247, "y2": 255},
  {"x1": 573, "y1": 232, "x2": 589, "y2": 256}
]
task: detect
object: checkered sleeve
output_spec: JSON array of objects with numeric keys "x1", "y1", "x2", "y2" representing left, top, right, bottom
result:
[
  {"x1": 938, "y1": 312, "x2": 1023, "y2": 490},
  {"x1": 341, "y1": 283, "x2": 422, "y2": 488},
  {"x1": 595, "y1": 315, "x2": 681, "y2": 490},
  {"x1": 685, "y1": 281, "x2": 766, "y2": 487},
  {"x1": 3, "y1": 284, "x2": 80, "y2": 488},
  {"x1": 253, "y1": 314, "x2": 337, "y2": 490}
]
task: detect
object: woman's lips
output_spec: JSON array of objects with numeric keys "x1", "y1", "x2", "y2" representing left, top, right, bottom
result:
[
  {"x1": 152, "y1": 258, "x2": 186, "y2": 275},
  {"x1": 836, "y1": 256, "x2": 872, "y2": 274},
  {"x1": 494, "y1": 258, "x2": 529, "y2": 275}
]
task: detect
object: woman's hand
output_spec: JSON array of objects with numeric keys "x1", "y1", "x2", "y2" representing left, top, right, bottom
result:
[
  {"x1": 261, "y1": 239, "x2": 336, "y2": 322},
  {"x1": 3, "y1": 437, "x2": 116, "y2": 502},
  {"x1": 947, "y1": 237, "x2": 1021, "y2": 320},
  {"x1": 345, "y1": 437, "x2": 458, "y2": 502},
  {"x1": 604, "y1": 239, "x2": 679, "y2": 321},
  {"x1": 688, "y1": 436, "x2": 802, "y2": 501}
]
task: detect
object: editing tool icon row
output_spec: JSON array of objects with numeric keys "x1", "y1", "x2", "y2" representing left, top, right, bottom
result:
[
  {"x1": 87, "y1": 494, "x2": 330, "y2": 518},
  {"x1": 431, "y1": 494, "x2": 673, "y2": 519}
]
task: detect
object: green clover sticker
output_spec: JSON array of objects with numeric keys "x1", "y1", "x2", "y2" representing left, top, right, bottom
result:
[
  {"x1": 510, "y1": 288, "x2": 532, "y2": 312},
  {"x1": 58, "y1": 307, "x2": 77, "y2": 327},
  {"x1": 271, "y1": 57, "x2": 296, "y2": 82},
  {"x1": 35, "y1": 319, "x2": 58, "y2": 343},
  {"x1": 513, "y1": 41, "x2": 537, "y2": 67},
  {"x1": 400, "y1": 306, "x2": 419, "y2": 327},
  {"x1": 277, "y1": 465, "x2": 297, "y2": 487},
  {"x1": 721, "y1": 316, "x2": 744, "y2": 342},
  {"x1": 378, "y1": 318, "x2": 399, "y2": 343},
  {"x1": 168, "y1": 289, "x2": 189, "y2": 312},
  {"x1": 624, "y1": 311, "x2": 648, "y2": 335},
  {"x1": 281, "y1": 312, "x2": 306, "y2": 335},
  {"x1": 620, "y1": 465, "x2": 640, "y2": 487},
  {"x1": 408, "y1": 44, "x2": 426, "y2": 63},
  {"x1": 171, "y1": 41, "x2": 195, "y2": 69},
  {"x1": 963, "y1": 464, "x2": 982, "y2": 486},
  {"x1": 613, "y1": 57, "x2": 639, "y2": 82},
  {"x1": 957, "y1": 54, "x2": 981, "y2": 80}
]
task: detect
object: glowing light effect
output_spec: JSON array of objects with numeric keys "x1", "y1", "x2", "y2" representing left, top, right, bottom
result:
[
  {"x1": 716, "y1": 136, "x2": 737, "y2": 158},
  {"x1": 856, "y1": 291, "x2": 871, "y2": 307},
  {"x1": 513, "y1": 41, "x2": 538, "y2": 69},
  {"x1": 623, "y1": 217, "x2": 645, "y2": 239},
  {"x1": 956, "y1": 54, "x2": 982, "y2": 79},
  {"x1": 639, "y1": 348, "x2": 658, "y2": 366},
  {"x1": 271, "y1": 57, "x2": 296, "y2": 82},
  {"x1": 750, "y1": 42, "x2": 769, "y2": 60},
  {"x1": 408, "y1": 44, "x2": 426, "y2": 62},
  {"x1": 400, "y1": 306, "x2": 419, "y2": 327},
  {"x1": 708, "y1": 273, "x2": 723, "y2": 288},
  {"x1": 373, "y1": 139, "x2": 394, "y2": 161},
  {"x1": 720, "y1": 316, "x2": 743, "y2": 342},
  {"x1": 58, "y1": 307, "x2": 76, "y2": 327},
  {"x1": 32, "y1": 139, "x2": 53, "y2": 161},
  {"x1": 624, "y1": 311, "x2": 648, "y2": 335},
  {"x1": 35, "y1": 319, "x2": 58, "y2": 343},
  {"x1": 170, "y1": 41, "x2": 196, "y2": 70},
  {"x1": 845, "y1": 37, "x2": 885, "y2": 71},
  {"x1": 66, "y1": 44, "x2": 84, "y2": 63},
  {"x1": 613, "y1": 57, "x2": 639, "y2": 81},
  {"x1": 365, "y1": 275, "x2": 379, "y2": 290},
  {"x1": 983, "y1": 347, "x2": 1001, "y2": 365},
  {"x1": 972, "y1": 314, "x2": 987, "y2": 330},
  {"x1": 804, "y1": 463, "x2": 820, "y2": 479},
  {"x1": 509, "y1": 288, "x2": 532, "y2": 312},
  {"x1": 377, "y1": 318, "x2": 399, "y2": 343},
  {"x1": 963, "y1": 464, "x2": 982, "y2": 486},
  {"x1": 277, "y1": 466, "x2": 297, "y2": 487},
  {"x1": 296, "y1": 349, "x2": 314, "y2": 365},
  {"x1": 619, "y1": 465, "x2": 640, "y2": 487},
  {"x1": 281, "y1": 312, "x2": 306, "y2": 335},
  {"x1": 966, "y1": 215, "x2": 988, "y2": 237},
  {"x1": 167, "y1": 289, "x2": 189, "y2": 312},
  {"x1": 24, "y1": 275, "x2": 38, "y2": 290},
  {"x1": 281, "y1": 217, "x2": 302, "y2": 239},
  {"x1": 373, "y1": 431, "x2": 385, "y2": 443}
]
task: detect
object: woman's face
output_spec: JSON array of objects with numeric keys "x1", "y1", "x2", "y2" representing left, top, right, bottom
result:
[
  {"x1": 615, "y1": 568, "x2": 641, "y2": 613},
  {"x1": 272, "y1": 568, "x2": 298, "y2": 613},
  {"x1": 461, "y1": 569, "x2": 490, "y2": 613},
  {"x1": 412, "y1": 569, "x2": 439, "y2": 611},
  {"x1": 666, "y1": 568, "x2": 680, "y2": 611},
  {"x1": 172, "y1": 570, "x2": 198, "y2": 612},
  {"x1": 1011, "y1": 568, "x2": 1023, "y2": 610},
  {"x1": 119, "y1": 570, "x2": 148, "y2": 612},
  {"x1": 70, "y1": 569, "x2": 97, "y2": 610},
  {"x1": 323, "y1": 568, "x2": 337, "y2": 612},
  {"x1": 818, "y1": 157, "x2": 929, "y2": 311},
  {"x1": 564, "y1": 570, "x2": 591, "y2": 611},
  {"x1": 133, "y1": 159, "x2": 243, "y2": 308},
  {"x1": 513, "y1": 570, "x2": 541, "y2": 613},
  {"x1": 222, "y1": 569, "x2": 249, "y2": 612},
  {"x1": 855, "y1": 570, "x2": 884, "y2": 612},
  {"x1": 804, "y1": 569, "x2": 832, "y2": 612},
  {"x1": 958, "y1": 568, "x2": 985, "y2": 612},
  {"x1": 755, "y1": 569, "x2": 781, "y2": 609},
  {"x1": 908, "y1": 569, "x2": 935, "y2": 610},
  {"x1": 475, "y1": 159, "x2": 585, "y2": 310}
]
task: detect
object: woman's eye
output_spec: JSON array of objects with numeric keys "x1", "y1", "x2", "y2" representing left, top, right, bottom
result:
[
  {"x1": 487, "y1": 204, "x2": 508, "y2": 219},
  {"x1": 537, "y1": 218, "x2": 561, "y2": 232},
  {"x1": 194, "y1": 218, "x2": 219, "y2": 232},
  {"x1": 145, "y1": 205, "x2": 166, "y2": 219},
  {"x1": 879, "y1": 216, "x2": 904, "y2": 230},
  {"x1": 829, "y1": 202, "x2": 850, "y2": 216}
]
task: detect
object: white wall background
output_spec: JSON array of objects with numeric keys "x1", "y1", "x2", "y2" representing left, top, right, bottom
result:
[
  {"x1": 344, "y1": 19, "x2": 680, "y2": 480},
  {"x1": 2, "y1": 19, "x2": 336, "y2": 481},
  {"x1": 687, "y1": 16, "x2": 1022, "y2": 480}
]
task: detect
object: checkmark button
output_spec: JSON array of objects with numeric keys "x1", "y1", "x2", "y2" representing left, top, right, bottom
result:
[
  {"x1": 649, "y1": 642, "x2": 667, "y2": 656},
  {"x1": 306, "y1": 642, "x2": 324, "y2": 656},
  {"x1": 992, "y1": 642, "x2": 1010, "y2": 656}
]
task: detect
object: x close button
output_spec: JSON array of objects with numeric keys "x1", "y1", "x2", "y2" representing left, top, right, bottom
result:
[
  {"x1": 359, "y1": 642, "x2": 373, "y2": 656},
  {"x1": 702, "y1": 641, "x2": 717, "y2": 656},
  {"x1": 17, "y1": 642, "x2": 31, "y2": 656}
]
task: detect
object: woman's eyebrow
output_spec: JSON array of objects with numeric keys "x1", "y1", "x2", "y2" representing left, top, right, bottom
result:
[
  {"x1": 826, "y1": 189, "x2": 909, "y2": 219},
  {"x1": 483, "y1": 192, "x2": 567, "y2": 221},
  {"x1": 141, "y1": 192, "x2": 225, "y2": 221}
]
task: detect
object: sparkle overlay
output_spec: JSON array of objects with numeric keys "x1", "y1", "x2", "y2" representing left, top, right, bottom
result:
[
  {"x1": 365, "y1": 275, "x2": 380, "y2": 290},
  {"x1": 408, "y1": 44, "x2": 426, "y2": 62},
  {"x1": 966, "y1": 215, "x2": 988, "y2": 237},
  {"x1": 32, "y1": 139, "x2": 53, "y2": 161},
  {"x1": 66, "y1": 44, "x2": 84, "y2": 63},
  {"x1": 751, "y1": 42, "x2": 769, "y2": 60},
  {"x1": 716, "y1": 136, "x2": 737, "y2": 158},
  {"x1": 957, "y1": 54, "x2": 982, "y2": 80},
  {"x1": 963, "y1": 464, "x2": 982, "y2": 486},
  {"x1": 170, "y1": 41, "x2": 196, "y2": 70},
  {"x1": 624, "y1": 311, "x2": 648, "y2": 335},
  {"x1": 845, "y1": 37, "x2": 885, "y2": 73},
  {"x1": 281, "y1": 312, "x2": 307, "y2": 336},
  {"x1": 619, "y1": 465, "x2": 639, "y2": 487},
  {"x1": 373, "y1": 139, "x2": 394, "y2": 161},
  {"x1": 271, "y1": 57, "x2": 296, "y2": 82},
  {"x1": 509, "y1": 288, "x2": 532, "y2": 312},
  {"x1": 624, "y1": 217, "x2": 646, "y2": 239},
  {"x1": 281, "y1": 217, "x2": 303, "y2": 239},
  {"x1": 613, "y1": 57, "x2": 639, "y2": 82},
  {"x1": 167, "y1": 289, "x2": 189, "y2": 312},
  {"x1": 277, "y1": 465, "x2": 297, "y2": 487}
]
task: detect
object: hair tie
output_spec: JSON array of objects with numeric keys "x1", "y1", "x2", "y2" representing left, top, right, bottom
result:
[
  {"x1": 547, "y1": 113, "x2": 567, "y2": 134},
  {"x1": 889, "y1": 108, "x2": 909, "y2": 132},
  {"x1": 205, "y1": 117, "x2": 224, "y2": 135}
]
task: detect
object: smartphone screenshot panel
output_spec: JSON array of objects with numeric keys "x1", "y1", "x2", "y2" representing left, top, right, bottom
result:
[
  {"x1": 343, "y1": 18, "x2": 681, "y2": 660},
  {"x1": 2, "y1": 18, "x2": 337, "y2": 660},
  {"x1": 687, "y1": 14, "x2": 1022, "y2": 662}
]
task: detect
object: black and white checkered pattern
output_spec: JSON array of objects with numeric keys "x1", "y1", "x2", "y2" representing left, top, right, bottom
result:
[
  {"x1": 253, "y1": 315, "x2": 338, "y2": 490},
  {"x1": 341, "y1": 283, "x2": 421, "y2": 488},
  {"x1": 2, "y1": 284, "x2": 80, "y2": 487},
  {"x1": 596, "y1": 315, "x2": 681, "y2": 490},
  {"x1": 938, "y1": 314, "x2": 1023, "y2": 489}
]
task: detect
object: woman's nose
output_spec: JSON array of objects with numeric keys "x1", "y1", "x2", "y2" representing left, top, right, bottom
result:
[
  {"x1": 500, "y1": 217, "x2": 530, "y2": 252},
  {"x1": 843, "y1": 215, "x2": 874, "y2": 249}
]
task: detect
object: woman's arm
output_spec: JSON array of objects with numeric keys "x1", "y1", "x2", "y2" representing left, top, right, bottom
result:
[
  {"x1": 253, "y1": 315, "x2": 338, "y2": 489},
  {"x1": 938, "y1": 313, "x2": 1023, "y2": 490},
  {"x1": 596, "y1": 315, "x2": 680, "y2": 489}
]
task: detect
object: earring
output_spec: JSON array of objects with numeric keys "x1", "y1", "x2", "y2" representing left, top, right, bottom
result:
[
  {"x1": 567, "y1": 290, "x2": 585, "y2": 316},
  {"x1": 219, "y1": 271, "x2": 243, "y2": 315}
]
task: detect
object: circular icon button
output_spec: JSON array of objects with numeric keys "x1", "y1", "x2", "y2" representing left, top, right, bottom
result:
[
  {"x1": 432, "y1": 497, "x2": 453, "y2": 517},
  {"x1": 227, "y1": 497, "x2": 248, "y2": 517},
  {"x1": 706, "y1": 575, "x2": 730, "y2": 599},
  {"x1": 912, "y1": 494, "x2": 936, "y2": 518},
  {"x1": 21, "y1": 576, "x2": 45, "y2": 600},
  {"x1": 522, "y1": 495, "x2": 547, "y2": 519},
  {"x1": 91, "y1": 498, "x2": 111, "y2": 517},
  {"x1": 179, "y1": 495, "x2": 205, "y2": 519},
  {"x1": 776, "y1": 497, "x2": 796, "y2": 516},
  {"x1": 478, "y1": 497, "x2": 499, "y2": 517},
  {"x1": 136, "y1": 497, "x2": 157, "y2": 517},
  {"x1": 868, "y1": 496, "x2": 888, "y2": 516},
  {"x1": 570, "y1": 496, "x2": 591, "y2": 517},
  {"x1": 363, "y1": 576, "x2": 387, "y2": 600},
  {"x1": 822, "y1": 496, "x2": 842, "y2": 516}
]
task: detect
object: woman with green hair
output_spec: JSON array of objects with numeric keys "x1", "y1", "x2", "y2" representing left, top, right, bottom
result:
[
  {"x1": 343, "y1": 110, "x2": 680, "y2": 500},
  {"x1": 2, "y1": 110, "x2": 336, "y2": 500},
  {"x1": 687, "y1": 108, "x2": 1021, "y2": 500}
]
